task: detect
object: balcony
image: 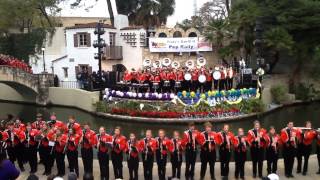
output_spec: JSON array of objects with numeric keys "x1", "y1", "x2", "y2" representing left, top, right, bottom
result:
[{"x1": 104, "y1": 46, "x2": 123, "y2": 60}]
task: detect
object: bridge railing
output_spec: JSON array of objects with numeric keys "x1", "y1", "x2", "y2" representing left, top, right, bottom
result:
[{"x1": 59, "y1": 81, "x2": 81, "y2": 89}]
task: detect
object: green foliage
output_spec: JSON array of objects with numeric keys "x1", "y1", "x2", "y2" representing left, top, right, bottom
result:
[
  {"x1": 270, "y1": 85, "x2": 288, "y2": 104},
  {"x1": 240, "y1": 98, "x2": 265, "y2": 114},
  {"x1": 95, "y1": 101, "x2": 108, "y2": 113},
  {"x1": 293, "y1": 83, "x2": 320, "y2": 101}
]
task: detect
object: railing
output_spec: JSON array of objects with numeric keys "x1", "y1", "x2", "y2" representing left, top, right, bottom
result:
[
  {"x1": 59, "y1": 81, "x2": 81, "y2": 89},
  {"x1": 104, "y1": 46, "x2": 123, "y2": 60}
]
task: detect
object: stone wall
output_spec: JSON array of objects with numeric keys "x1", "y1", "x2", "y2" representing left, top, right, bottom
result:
[{"x1": 0, "y1": 84, "x2": 36, "y2": 103}]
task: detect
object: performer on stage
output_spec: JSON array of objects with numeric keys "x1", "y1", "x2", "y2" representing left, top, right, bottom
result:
[
  {"x1": 266, "y1": 126, "x2": 280, "y2": 174},
  {"x1": 168, "y1": 69, "x2": 176, "y2": 93},
  {"x1": 227, "y1": 67, "x2": 235, "y2": 90},
  {"x1": 25, "y1": 123, "x2": 41, "y2": 174},
  {"x1": 176, "y1": 69, "x2": 184, "y2": 92},
  {"x1": 198, "y1": 122, "x2": 217, "y2": 180},
  {"x1": 205, "y1": 68, "x2": 213, "y2": 91},
  {"x1": 219, "y1": 66, "x2": 227, "y2": 91},
  {"x1": 281, "y1": 121, "x2": 301, "y2": 178},
  {"x1": 96, "y1": 126, "x2": 112, "y2": 180},
  {"x1": 81, "y1": 123, "x2": 97, "y2": 175},
  {"x1": 217, "y1": 124, "x2": 234, "y2": 178},
  {"x1": 111, "y1": 126, "x2": 127, "y2": 179},
  {"x1": 139, "y1": 130, "x2": 157, "y2": 180},
  {"x1": 66, "y1": 128, "x2": 81, "y2": 177},
  {"x1": 183, "y1": 122, "x2": 199, "y2": 180},
  {"x1": 156, "y1": 129, "x2": 170, "y2": 180},
  {"x1": 191, "y1": 68, "x2": 199, "y2": 92},
  {"x1": 232, "y1": 128, "x2": 247, "y2": 180},
  {"x1": 247, "y1": 120, "x2": 267, "y2": 178},
  {"x1": 54, "y1": 128, "x2": 68, "y2": 177},
  {"x1": 127, "y1": 133, "x2": 140, "y2": 180},
  {"x1": 168, "y1": 130, "x2": 183, "y2": 180},
  {"x1": 297, "y1": 121, "x2": 317, "y2": 175}
]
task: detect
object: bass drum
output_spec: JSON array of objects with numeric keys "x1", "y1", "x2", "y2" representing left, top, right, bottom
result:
[
  {"x1": 198, "y1": 74, "x2": 206, "y2": 83},
  {"x1": 184, "y1": 73, "x2": 192, "y2": 81},
  {"x1": 213, "y1": 71, "x2": 221, "y2": 80}
]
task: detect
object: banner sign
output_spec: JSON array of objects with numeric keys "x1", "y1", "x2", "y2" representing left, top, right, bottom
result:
[{"x1": 149, "y1": 37, "x2": 212, "y2": 52}]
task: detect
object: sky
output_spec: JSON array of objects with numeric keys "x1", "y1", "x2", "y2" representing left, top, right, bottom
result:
[{"x1": 59, "y1": 0, "x2": 210, "y2": 27}]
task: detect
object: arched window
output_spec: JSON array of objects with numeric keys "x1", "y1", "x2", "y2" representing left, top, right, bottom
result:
[
  {"x1": 188, "y1": 32, "x2": 197, "y2": 37},
  {"x1": 158, "y1": 32, "x2": 167, "y2": 38},
  {"x1": 173, "y1": 31, "x2": 182, "y2": 38}
]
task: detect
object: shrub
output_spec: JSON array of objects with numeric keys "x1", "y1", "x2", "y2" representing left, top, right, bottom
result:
[
  {"x1": 95, "y1": 101, "x2": 107, "y2": 113},
  {"x1": 270, "y1": 85, "x2": 288, "y2": 104},
  {"x1": 241, "y1": 98, "x2": 265, "y2": 114},
  {"x1": 294, "y1": 83, "x2": 320, "y2": 101}
]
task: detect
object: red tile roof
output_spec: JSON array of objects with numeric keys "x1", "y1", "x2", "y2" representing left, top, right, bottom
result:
[
  {"x1": 66, "y1": 22, "x2": 116, "y2": 29},
  {"x1": 120, "y1": 26, "x2": 145, "y2": 30}
]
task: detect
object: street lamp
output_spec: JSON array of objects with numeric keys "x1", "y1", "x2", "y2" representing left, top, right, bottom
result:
[{"x1": 41, "y1": 47, "x2": 46, "y2": 73}]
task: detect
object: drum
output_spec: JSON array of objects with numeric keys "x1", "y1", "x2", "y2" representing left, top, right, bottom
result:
[
  {"x1": 213, "y1": 71, "x2": 221, "y2": 80},
  {"x1": 184, "y1": 73, "x2": 192, "y2": 81},
  {"x1": 175, "y1": 81, "x2": 181, "y2": 88},
  {"x1": 198, "y1": 75, "x2": 206, "y2": 83},
  {"x1": 164, "y1": 81, "x2": 170, "y2": 87}
]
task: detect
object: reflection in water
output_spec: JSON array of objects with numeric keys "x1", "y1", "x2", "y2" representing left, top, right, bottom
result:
[{"x1": 0, "y1": 102, "x2": 319, "y2": 138}]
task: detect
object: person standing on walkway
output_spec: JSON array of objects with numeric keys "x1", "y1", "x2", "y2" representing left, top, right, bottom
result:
[
  {"x1": 232, "y1": 128, "x2": 247, "y2": 180},
  {"x1": 281, "y1": 121, "x2": 301, "y2": 178},
  {"x1": 155, "y1": 129, "x2": 170, "y2": 180},
  {"x1": 265, "y1": 126, "x2": 280, "y2": 175},
  {"x1": 54, "y1": 128, "x2": 68, "y2": 177},
  {"x1": 80, "y1": 123, "x2": 97, "y2": 175},
  {"x1": 66, "y1": 128, "x2": 81, "y2": 177},
  {"x1": 24, "y1": 123, "x2": 41, "y2": 174},
  {"x1": 139, "y1": 130, "x2": 156, "y2": 180},
  {"x1": 126, "y1": 133, "x2": 140, "y2": 180},
  {"x1": 168, "y1": 131, "x2": 183, "y2": 180},
  {"x1": 111, "y1": 126, "x2": 127, "y2": 180},
  {"x1": 217, "y1": 124, "x2": 234, "y2": 179},
  {"x1": 96, "y1": 126, "x2": 112, "y2": 180}
]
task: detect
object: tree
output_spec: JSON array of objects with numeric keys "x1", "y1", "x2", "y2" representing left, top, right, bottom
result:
[{"x1": 175, "y1": 16, "x2": 204, "y2": 31}]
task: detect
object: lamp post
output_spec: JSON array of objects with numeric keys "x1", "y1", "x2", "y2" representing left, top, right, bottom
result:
[
  {"x1": 41, "y1": 47, "x2": 46, "y2": 73},
  {"x1": 93, "y1": 21, "x2": 106, "y2": 100}
]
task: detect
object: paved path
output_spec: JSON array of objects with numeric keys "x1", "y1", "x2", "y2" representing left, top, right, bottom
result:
[{"x1": 18, "y1": 155, "x2": 320, "y2": 180}]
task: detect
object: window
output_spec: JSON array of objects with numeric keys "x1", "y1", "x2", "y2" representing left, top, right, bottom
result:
[
  {"x1": 74, "y1": 32, "x2": 91, "y2": 47},
  {"x1": 79, "y1": 33, "x2": 88, "y2": 46},
  {"x1": 173, "y1": 31, "x2": 182, "y2": 38},
  {"x1": 188, "y1": 32, "x2": 197, "y2": 37},
  {"x1": 158, "y1": 32, "x2": 167, "y2": 38},
  {"x1": 109, "y1": 32, "x2": 116, "y2": 46},
  {"x1": 63, "y1": 67, "x2": 68, "y2": 78}
]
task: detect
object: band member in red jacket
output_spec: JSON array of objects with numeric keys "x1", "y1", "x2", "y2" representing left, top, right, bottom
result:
[
  {"x1": 265, "y1": 126, "x2": 280, "y2": 174},
  {"x1": 96, "y1": 126, "x2": 112, "y2": 180},
  {"x1": 139, "y1": 129, "x2": 157, "y2": 180},
  {"x1": 81, "y1": 123, "x2": 97, "y2": 175},
  {"x1": 247, "y1": 120, "x2": 267, "y2": 178},
  {"x1": 191, "y1": 69, "x2": 199, "y2": 91},
  {"x1": 216, "y1": 124, "x2": 234, "y2": 178},
  {"x1": 156, "y1": 129, "x2": 170, "y2": 180},
  {"x1": 226, "y1": 67, "x2": 235, "y2": 90},
  {"x1": 168, "y1": 130, "x2": 183, "y2": 180},
  {"x1": 232, "y1": 128, "x2": 247, "y2": 180},
  {"x1": 198, "y1": 122, "x2": 217, "y2": 180},
  {"x1": 111, "y1": 126, "x2": 127, "y2": 179},
  {"x1": 67, "y1": 115, "x2": 82, "y2": 135},
  {"x1": 40, "y1": 125, "x2": 56, "y2": 175},
  {"x1": 281, "y1": 121, "x2": 301, "y2": 178},
  {"x1": 14, "y1": 118, "x2": 26, "y2": 132},
  {"x1": 0, "y1": 130, "x2": 8, "y2": 159},
  {"x1": 32, "y1": 113, "x2": 46, "y2": 130},
  {"x1": 5, "y1": 123, "x2": 17, "y2": 165},
  {"x1": 182, "y1": 122, "x2": 200, "y2": 180},
  {"x1": 206, "y1": 68, "x2": 213, "y2": 91},
  {"x1": 54, "y1": 128, "x2": 68, "y2": 177},
  {"x1": 297, "y1": 121, "x2": 317, "y2": 175},
  {"x1": 25, "y1": 123, "x2": 41, "y2": 173},
  {"x1": 127, "y1": 133, "x2": 141, "y2": 180},
  {"x1": 66, "y1": 127, "x2": 81, "y2": 177},
  {"x1": 317, "y1": 132, "x2": 320, "y2": 174}
]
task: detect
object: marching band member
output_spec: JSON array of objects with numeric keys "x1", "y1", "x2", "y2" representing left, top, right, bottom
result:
[
  {"x1": 81, "y1": 123, "x2": 97, "y2": 175},
  {"x1": 130, "y1": 68, "x2": 138, "y2": 84},
  {"x1": 156, "y1": 129, "x2": 170, "y2": 180},
  {"x1": 232, "y1": 128, "x2": 247, "y2": 180},
  {"x1": 50, "y1": 113, "x2": 67, "y2": 132},
  {"x1": 297, "y1": 121, "x2": 317, "y2": 175},
  {"x1": 213, "y1": 66, "x2": 220, "y2": 90},
  {"x1": 54, "y1": 128, "x2": 68, "y2": 177},
  {"x1": 168, "y1": 69, "x2": 176, "y2": 93},
  {"x1": 14, "y1": 118, "x2": 26, "y2": 132},
  {"x1": 219, "y1": 66, "x2": 227, "y2": 91},
  {"x1": 216, "y1": 124, "x2": 234, "y2": 178},
  {"x1": 25, "y1": 123, "x2": 41, "y2": 174},
  {"x1": 32, "y1": 113, "x2": 46, "y2": 130},
  {"x1": 127, "y1": 133, "x2": 140, "y2": 180},
  {"x1": 183, "y1": 122, "x2": 200, "y2": 180},
  {"x1": 40, "y1": 124, "x2": 55, "y2": 175},
  {"x1": 265, "y1": 126, "x2": 280, "y2": 174},
  {"x1": 123, "y1": 70, "x2": 132, "y2": 82},
  {"x1": 205, "y1": 68, "x2": 213, "y2": 91},
  {"x1": 191, "y1": 68, "x2": 199, "y2": 91},
  {"x1": 7, "y1": 122, "x2": 26, "y2": 171},
  {"x1": 96, "y1": 126, "x2": 112, "y2": 180},
  {"x1": 280, "y1": 121, "x2": 301, "y2": 178},
  {"x1": 111, "y1": 126, "x2": 127, "y2": 179},
  {"x1": 227, "y1": 67, "x2": 235, "y2": 90},
  {"x1": 168, "y1": 130, "x2": 183, "y2": 180},
  {"x1": 66, "y1": 128, "x2": 81, "y2": 177},
  {"x1": 67, "y1": 115, "x2": 82, "y2": 135},
  {"x1": 160, "y1": 69, "x2": 168, "y2": 93},
  {"x1": 0, "y1": 129, "x2": 8, "y2": 159},
  {"x1": 177, "y1": 69, "x2": 184, "y2": 92},
  {"x1": 198, "y1": 122, "x2": 217, "y2": 180},
  {"x1": 317, "y1": 131, "x2": 320, "y2": 174},
  {"x1": 5, "y1": 123, "x2": 16, "y2": 165},
  {"x1": 247, "y1": 120, "x2": 267, "y2": 178},
  {"x1": 139, "y1": 129, "x2": 157, "y2": 180}
]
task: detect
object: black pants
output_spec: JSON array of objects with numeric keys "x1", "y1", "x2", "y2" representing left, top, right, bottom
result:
[
  {"x1": 26, "y1": 145, "x2": 38, "y2": 173},
  {"x1": 14, "y1": 143, "x2": 25, "y2": 170},
  {"x1": 98, "y1": 151, "x2": 109, "y2": 180},
  {"x1": 227, "y1": 78, "x2": 233, "y2": 90},
  {"x1": 169, "y1": 80, "x2": 175, "y2": 93},
  {"x1": 266, "y1": 147, "x2": 278, "y2": 174},
  {"x1": 297, "y1": 144, "x2": 312, "y2": 174},
  {"x1": 283, "y1": 145, "x2": 297, "y2": 176},
  {"x1": 111, "y1": 151, "x2": 123, "y2": 179},
  {"x1": 156, "y1": 151, "x2": 167, "y2": 180},
  {"x1": 317, "y1": 145, "x2": 320, "y2": 172},
  {"x1": 200, "y1": 149, "x2": 216, "y2": 180},
  {"x1": 205, "y1": 81, "x2": 212, "y2": 91},
  {"x1": 171, "y1": 152, "x2": 182, "y2": 179},
  {"x1": 250, "y1": 147, "x2": 264, "y2": 177},
  {"x1": 234, "y1": 151, "x2": 246, "y2": 178},
  {"x1": 42, "y1": 145, "x2": 55, "y2": 174},
  {"x1": 185, "y1": 149, "x2": 197, "y2": 179},
  {"x1": 184, "y1": 81, "x2": 191, "y2": 92},
  {"x1": 219, "y1": 148, "x2": 230, "y2": 177},
  {"x1": 128, "y1": 156, "x2": 139, "y2": 180},
  {"x1": 67, "y1": 150, "x2": 79, "y2": 176},
  {"x1": 7, "y1": 146, "x2": 15, "y2": 164},
  {"x1": 192, "y1": 81, "x2": 199, "y2": 92},
  {"x1": 213, "y1": 80, "x2": 219, "y2": 90},
  {"x1": 142, "y1": 153, "x2": 154, "y2": 180},
  {"x1": 55, "y1": 151, "x2": 65, "y2": 176},
  {"x1": 219, "y1": 79, "x2": 226, "y2": 91},
  {"x1": 81, "y1": 147, "x2": 93, "y2": 174}
]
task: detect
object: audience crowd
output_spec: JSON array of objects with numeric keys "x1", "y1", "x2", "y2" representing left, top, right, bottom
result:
[{"x1": 0, "y1": 54, "x2": 32, "y2": 73}]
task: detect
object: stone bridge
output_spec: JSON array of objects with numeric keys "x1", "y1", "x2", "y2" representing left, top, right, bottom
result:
[{"x1": 0, "y1": 65, "x2": 54, "y2": 105}]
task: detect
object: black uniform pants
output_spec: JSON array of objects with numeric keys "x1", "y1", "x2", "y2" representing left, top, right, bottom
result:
[
  {"x1": 283, "y1": 145, "x2": 297, "y2": 176},
  {"x1": 227, "y1": 78, "x2": 233, "y2": 90},
  {"x1": 234, "y1": 151, "x2": 246, "y2": 178},
  {"x1": 7, "y1": 146, "x2": 15, "y2": 163},
  {"x1": 213, "y1": 80, "x2": 219, "y2": 90},
  {"x1": 67, "y1": 150, "x2": 79, "y2": 176},
  {"x1": 250, "y1": 147, "x2": 264, "y2": 177},
  {"x1": 219, "y1": 148, "x2": 230, "y2": 177},
  {"x1": 171, "y1": 152, "x2": 182, "y2": 179},
  {"x1": 41, "y1": 145, "x2": 54, "y2": 174},
  {"x1": 55, "y1": 151, "x2": 65, "y2": 176},
  {"x1": 111, "y1": 151, "x2": 123, "y2": 179},
  {"x1": 200, "y1": 149, "x2": 216, "y2": 179},
  {"x1": 185, "y1": 149, "x2": 197, "y2": 179},
  {"x1": 14, "y1": 143, "x2": 25, "y2": 169},
  {"x1": 98, "y1": 151, "x2": 109, "y2": 180},
  {"x1": 206, "y1": 81, "x2": 212, "y2": 91},
  {"x1": 81, "y1": 147, "x2": 93, "y2": 174},
  {"x1": 26, "y1": 145, "x2": 38, "y2": 173},
  {"x1": 266, "y1": 148, "x2": 278, "y2": 174},
  {"x1": 297, "y1": 144, "x2": 312, "y2": 173},
  {"x1": 317, "y1": 145, "x2": 320, "y2": 172},
  {"x1": 142, "y1": 153, "x2": 154, "y2": 180},
  {"x1": 219, "y1": 79, "x2": 226, "y2": 91},
  {"x1": 156, "y1": 151, "x2": 167, "y2": 180},
  {"x1": 128, "y1": 156, "x2": 139, "y2": 180}
]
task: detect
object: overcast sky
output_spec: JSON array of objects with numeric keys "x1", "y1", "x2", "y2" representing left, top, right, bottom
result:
[{"x1": 59, "y1": 0, "x2": 209, "y2": 27}]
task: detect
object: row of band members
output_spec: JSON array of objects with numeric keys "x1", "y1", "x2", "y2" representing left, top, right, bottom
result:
[{"x1": 2, "y1": 115, "x2": 320, "y2": 180}]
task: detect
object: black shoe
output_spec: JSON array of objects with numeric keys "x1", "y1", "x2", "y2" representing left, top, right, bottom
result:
[
  {"x1": 285, "y1": 174, "x2": 290, "y2": 178},
  {"x1": 297, "y1": 170, "x2": 301, "y2": 174},
  {"x1": 289, "y1": 174, "x2": 294, "y2": 178},
  {"x1": 253, "y1": 174, "x2": 256, "y2": 178},
  {"x1": 302, "y1": 172, "x2": 307, "y2": 176}
]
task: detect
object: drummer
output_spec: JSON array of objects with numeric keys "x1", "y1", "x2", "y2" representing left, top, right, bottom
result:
[
  {"x1": 191, "y1": 68, "x2": 199, "y2": 92},
  {"x1": 168, "y1": 68, "x2": 176, "y2": 93},
  {"x1": 206, "y1": 68, "x2": 213, "y2": 91},
  {"x1": 213, "y1": 66, "x2": 220, "y2": 90},
  {"x1": 176, "y1": 69, "x2": 184, "y2": 93},
  {"x1": 198, "y1": 67, "x2": 206, "y2": 93},
  {"x1": 160, "y1": 68, "x2": 169, "y2": 93}
]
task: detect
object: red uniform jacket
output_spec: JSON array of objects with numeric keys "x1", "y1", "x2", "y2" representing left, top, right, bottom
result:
[
  {"x1": 32, "y1": 120, "x2": 46, "y2": 130},
  {"x1": 67, "y1": 133, "x2": 81, "y2": 151},
  {"x1": 227, "y1": 69, "x2": 235, "y2": 79},
  {"x1": 216, "y1": 131, "x2": 234, "y2": 151},
  {"x1": 206, "y1": 71, "x2": 213, "y2": 82},
  {"x1": 112, "y1": 135, "x2": 127, "y2": 154},
  {"x1": 168, "y1": 138, "x2": 183, "y2": 153},
  {"x1": 301, "y1": 129, "x2": 317, "y2": 145},
  {"x1": 55, "y1": 133, "x2": 68, "y2": 153},
  {"x1": 138, "y1": 73, "x2": 146, "y2": 82},
  {"x1": 160, "y1": 72, "x2": 168, "y2": 81},
  {"x1": 168, "y1": 72, "x2": 176, "y2": 80},
  {"x1": 197, "y1": 131, "x2": 217, "y2": 151},
  {"x1": 220, "y1": 70, "x2": 226, "y2": 79},
  {"x1": 232, "y1": 135, "x2": 247, "y2": 152},
  {"x1": 182, "y1": 129, "x2": 200, "y2": 150},
  {"x1": 191, "y1": 71, "x2": 199, "y2": 81},
  {"x1": 14, "y1": 123, "x2": 26, "y2": 132},
  {"x1": 97, "y1": 133, "x2": 113, "y2": 153},
  {"x1": 1, "y1": 131, "x2": 9, "y2": 141},
  {"x1": 247, "y1": 128, "x2": 268, "y2": 148},
  {"x1": 53, "y1": 120, "x2": 67, "y2": 132},
  {"x1": 81, "y1": 129, "x2": 97, "y2": 149},
  {"x1": 138, "y1": 138, "x2": 157, "y2": 154},
  {"x1": 126, "y1": 140, "x2": 141, "y2": 158},
  {"x1": 123, "y1": 72, "x2": 132, "y2": 81},
  {"x1": 280, "y1": 128, "x2": 301, "y2": 147},
  {"x1": 67, "y1": 122, "x2": 82, "y2": 135},
  {"x1": 265, "y1": 134, "x2": 281, "y2": 152},
  {"x1": 156, "y1": 137, "x2": 171, "y2": 156},
  {"x1": 177, "y1": 71, "x2": 184, "y2": 81},
  {"x1": 25, "y1": 129, "x2": 41, "y2": 146}
]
